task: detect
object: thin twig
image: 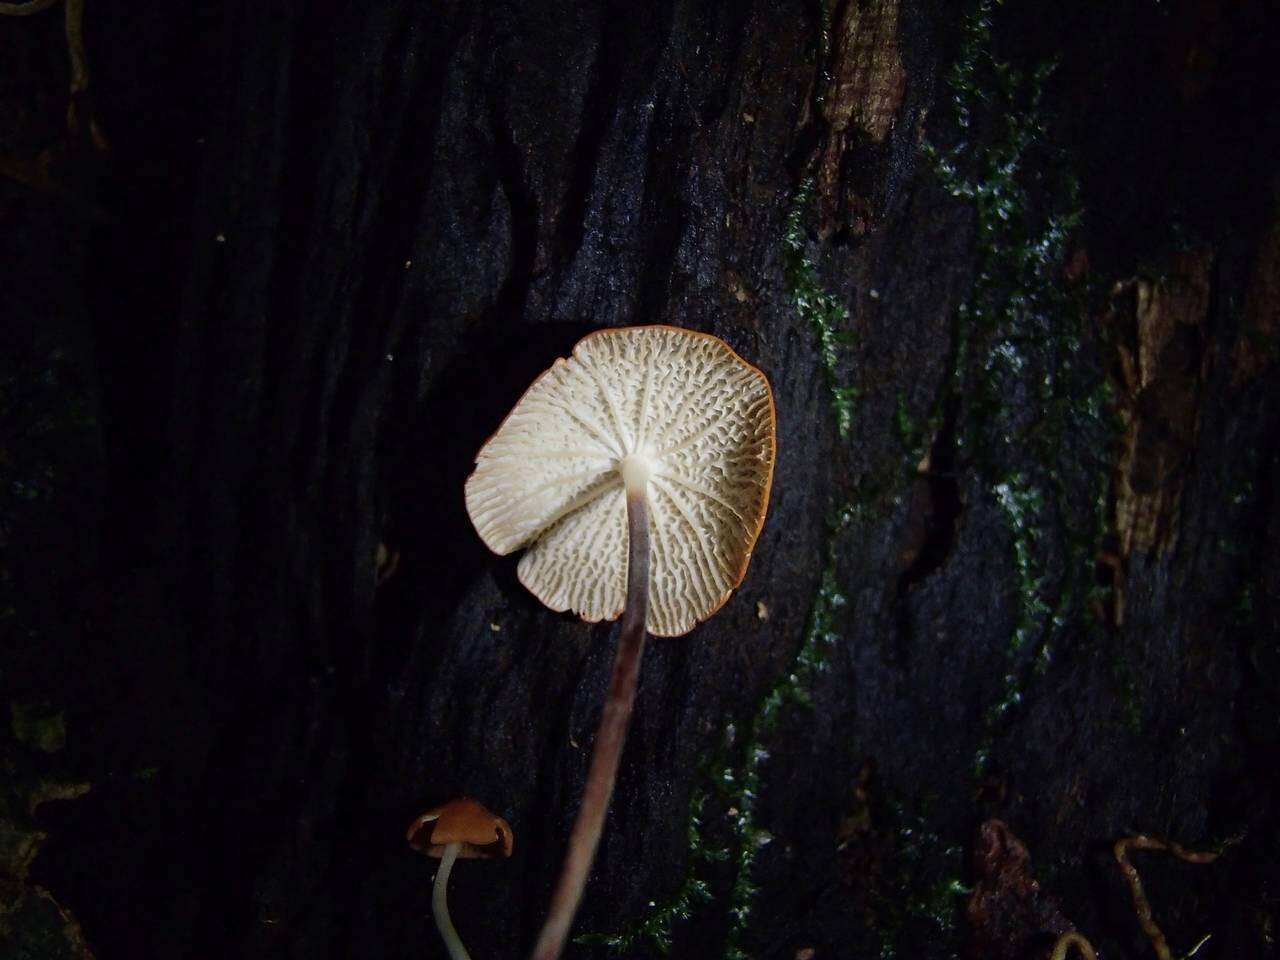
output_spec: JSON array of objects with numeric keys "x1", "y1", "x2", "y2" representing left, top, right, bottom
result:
[
  {"x1": 1113, "y1": 834, "x2": 1221, "y2": 960},
  {"x1": 1049, "y1": 931, "x2": 1098, "y2": 960}
]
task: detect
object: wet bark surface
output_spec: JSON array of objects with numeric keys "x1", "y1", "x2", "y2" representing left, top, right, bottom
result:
[{"x1": 1, "y1": 1, "x2": 1277, "y2": 959}]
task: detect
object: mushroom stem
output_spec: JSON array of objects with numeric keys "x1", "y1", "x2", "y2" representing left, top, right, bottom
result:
[
  {"x1": 432, "y1": 841, "x2": 471, "y2": 960},
  {"x1": 531, "y1": 486, "x2": 651, "y2": 960}
]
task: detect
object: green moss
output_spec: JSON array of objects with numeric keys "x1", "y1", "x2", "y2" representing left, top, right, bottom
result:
[
  {"x1": 584, "y1": 506, "x2": 852, "y2": 957},
  {"x1": 699, "y1": 36, "x2": 861, "y2": 944},
  {"x1": 893, "y1": 391, "x2": 915, "y2": 449},
  {"x1": 783, "y1": 179, "x2": 858, "y2": 438},
  {"x1": 721, "y1": 511, "x2": 848, "y2": 958},
  {"x1": 866, "y1": 803, "x2": 968, "y2": 959},
  {"x1": 574, "y1": 791, "x2": 721, "y2": 954},
  {"x1": 925, "y1": 0, "x2": 1115, "y2": 772}
]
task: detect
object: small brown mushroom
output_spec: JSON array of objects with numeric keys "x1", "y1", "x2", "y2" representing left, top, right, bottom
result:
[
  {"x1": 407, "y1": 797, "x2": 513, "y2": 960},
  {"x1": 465, "y1": 325, "x2": 776, "y2": 959}
]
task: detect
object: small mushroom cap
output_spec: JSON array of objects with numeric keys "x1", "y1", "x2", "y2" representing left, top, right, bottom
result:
[
  {"x1": 406, "y1": 797, "x2": 514, "y2": 859},
  {"x1": 465, "y1": 325, "x2": 776, "y2": 636}
]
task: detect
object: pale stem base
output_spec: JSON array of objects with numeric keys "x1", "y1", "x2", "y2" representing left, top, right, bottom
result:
[{"x1": 432, "y1": 841, "x2": 470, "y2": 960}]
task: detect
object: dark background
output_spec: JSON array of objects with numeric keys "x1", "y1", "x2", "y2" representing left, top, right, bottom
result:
[{"x1": 2, "y1": 1, "x2": 1278, "y2": 958}]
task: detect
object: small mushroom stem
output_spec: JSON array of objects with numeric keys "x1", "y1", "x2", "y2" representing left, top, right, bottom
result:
[
  {"x1": 531, "y1": 483, "x2": 651, "y2": 960},
  {"x1": 432, "y1": 841, "x2": 471, "y2": 960}
]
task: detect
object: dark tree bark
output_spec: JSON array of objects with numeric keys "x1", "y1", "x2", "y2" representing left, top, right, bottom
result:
[{"x1": 2, "y1": 1, "x2": 1278, "y2": 959}]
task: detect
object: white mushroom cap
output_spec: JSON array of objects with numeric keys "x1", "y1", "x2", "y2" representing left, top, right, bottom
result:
[{"x1": 465, "y1": 325, "x2": 776, "y2": 637}]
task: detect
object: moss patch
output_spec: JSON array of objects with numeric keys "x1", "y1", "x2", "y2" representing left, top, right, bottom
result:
[
  {"x1": 869, "y1": 803, "x2": 968, "y2": 959},
  {"x1": 574, "y1": 791, "x2": 720, "y2": 954},
  {"x1": 720, "y1": 510, "x2": 847, "y2": 957},
  {"x1": 577, "y1": 507, "x2": 848, "y2": 955},
  {"x1": 925, "y1": 0, "x2": 1114, "y2": 771},
  {"x1": 784, "y1": 178, "x2": 858, "y2": 438}
]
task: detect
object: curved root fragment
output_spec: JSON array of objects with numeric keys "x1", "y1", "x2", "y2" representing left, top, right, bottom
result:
[
  {"x1": 1049, "y1": 932, "x2": 1098, "y2": 960},
  {"x1": 1113, "y1": 834, "x2": 1223, "y2": 960}
]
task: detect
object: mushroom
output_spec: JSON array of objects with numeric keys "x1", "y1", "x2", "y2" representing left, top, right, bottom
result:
[
  {"x1": 407, "y1": 797, "x2": 514, "y2": 960},
  {"x1": 465, "y1": 325, "x2": 776, "y2": 959}
]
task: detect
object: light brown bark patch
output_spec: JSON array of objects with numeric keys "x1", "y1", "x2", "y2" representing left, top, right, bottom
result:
[
  {"x1": 817, "y1": 0, "x2": 906, "y2": 237},
  {"x1": 1108, "y1": 250, "x2": 1213, "y2": 571}
]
